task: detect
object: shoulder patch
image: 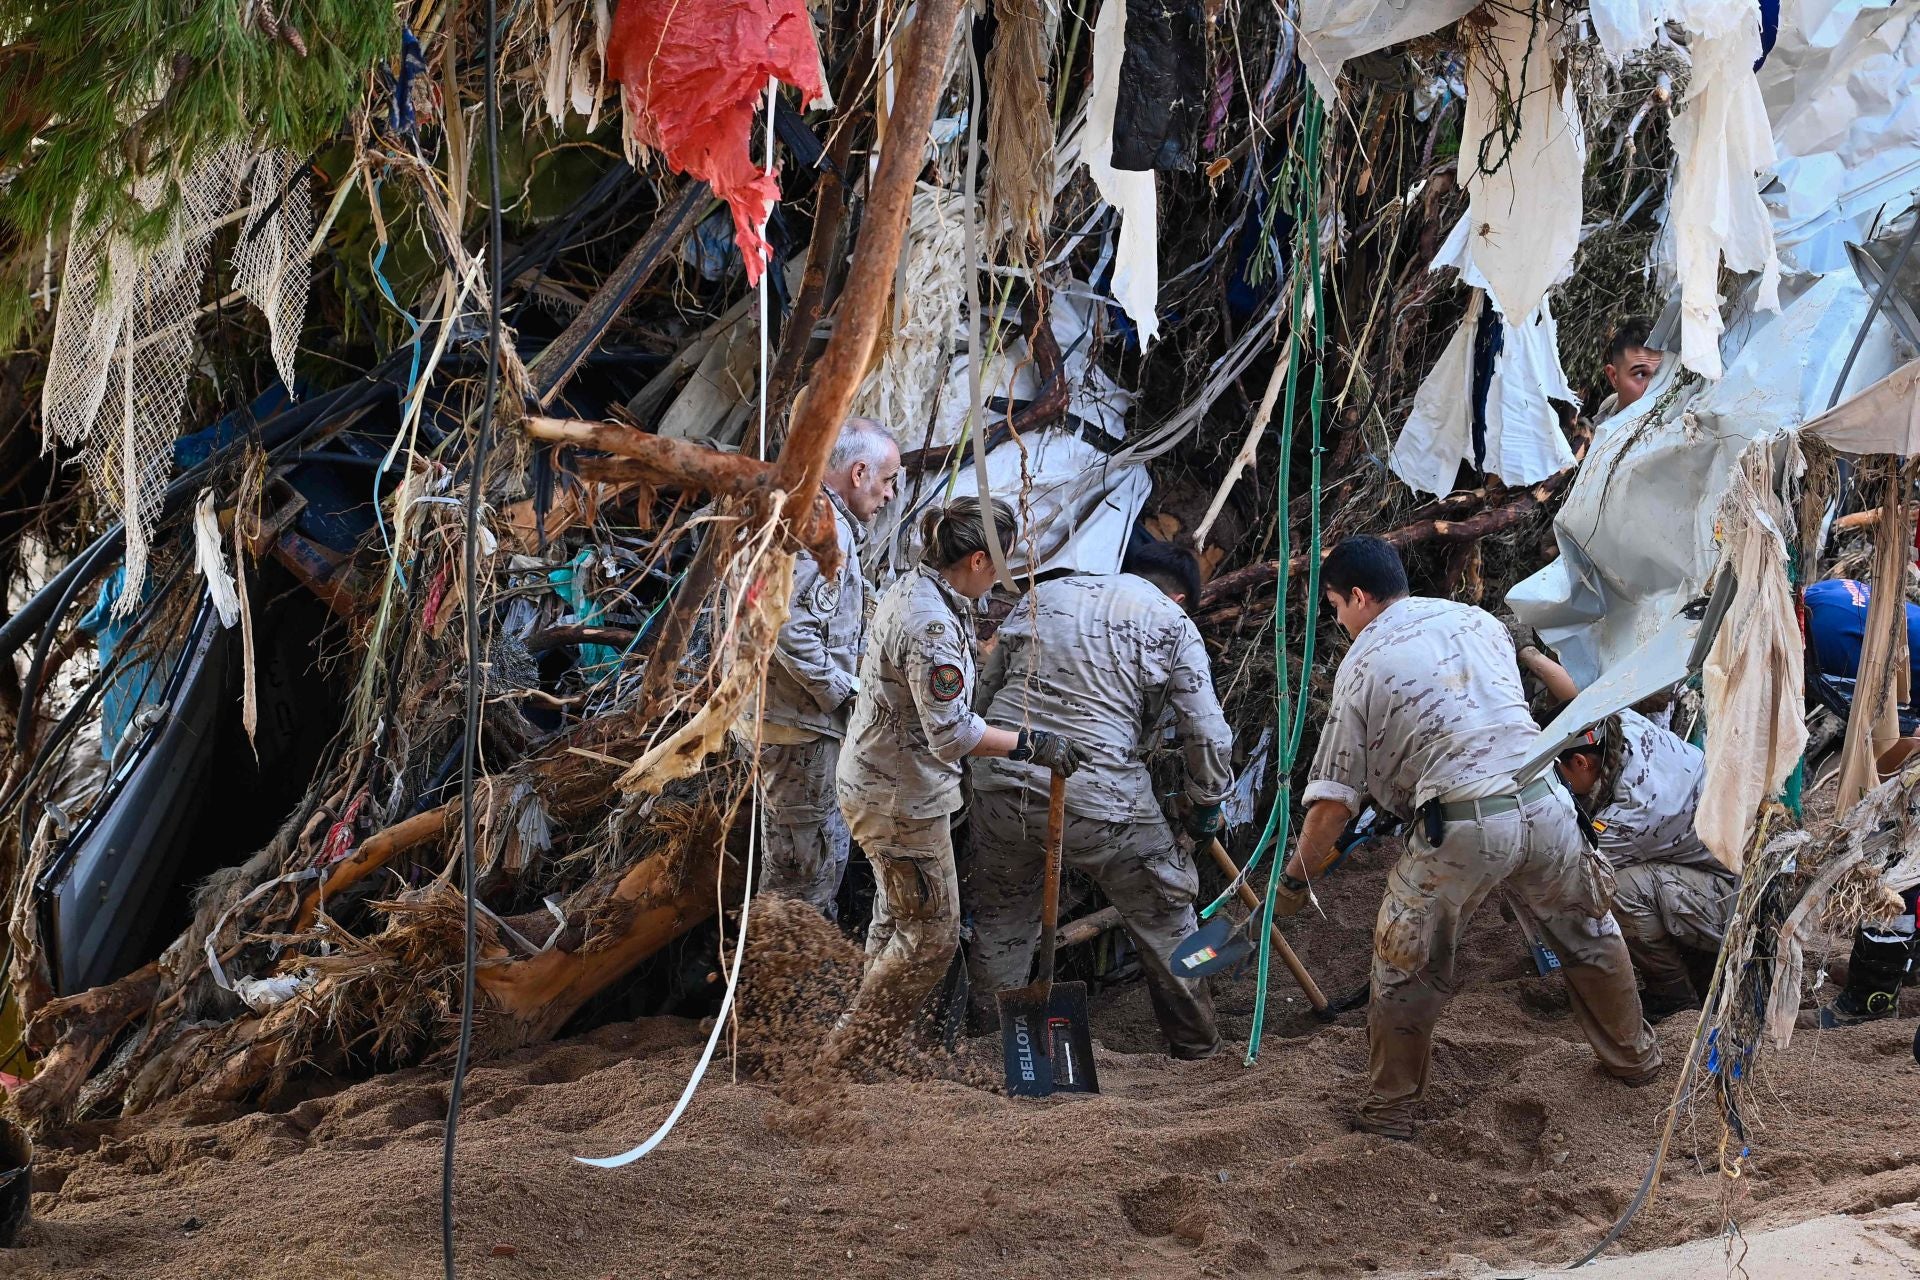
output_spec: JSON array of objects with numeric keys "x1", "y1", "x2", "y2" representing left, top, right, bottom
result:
[
  {"x1": 929, "y1": 663, "x2": 964, "y2": 702},
  {"x1": 924, "y1": 620, "x2": 947, "y2": 638},
  {"x1": 810, "y1": 577, "x2": 841, "y2": 616}
]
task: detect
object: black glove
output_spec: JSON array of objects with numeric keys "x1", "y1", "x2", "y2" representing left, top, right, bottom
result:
[
  {"x1": 1184, "y1": 802, "x2": 1224, "y2": 840},
  {"x1": 1272, "y1": 871, "x2": 1310, "y2": 918},
  {"x1": 1014, "y1": 728, "x2": 1089, "y2": 777}
]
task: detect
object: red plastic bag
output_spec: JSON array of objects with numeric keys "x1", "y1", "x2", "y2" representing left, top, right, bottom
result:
[{"x1": 608, "y1": 0, "x2": 824, "y2": 284}]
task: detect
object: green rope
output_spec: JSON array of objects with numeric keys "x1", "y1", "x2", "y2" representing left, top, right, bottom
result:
[{"x1": 1240, "y1": 96, "x2": 1328, "y2": 1065}]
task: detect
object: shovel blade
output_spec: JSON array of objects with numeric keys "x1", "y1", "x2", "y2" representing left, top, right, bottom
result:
[{"x1": 997, "y1": 981, "x2": 1099, "y2": 1097}]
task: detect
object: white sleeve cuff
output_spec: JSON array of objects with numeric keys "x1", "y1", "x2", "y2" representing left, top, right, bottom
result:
[{"x1": 1301, "y1": 779, "x2": 1362, "y2": 812}]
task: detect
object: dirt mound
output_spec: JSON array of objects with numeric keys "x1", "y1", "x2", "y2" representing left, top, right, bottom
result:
[{"x1": 8, "y1": 838, "x2": 1920, "y2": 1279}]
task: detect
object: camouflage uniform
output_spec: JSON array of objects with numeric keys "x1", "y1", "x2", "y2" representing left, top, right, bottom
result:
[
  {"x1": 1306, "y1": 596, "x2": 1659, "y2": 1135},
  {"x1": 827, "y1": 565, "x2": 988, "y2": 1054},
  {"x1": 1581, "y1": 710, "x2": 1735, "y2": 999},
  {"x1": 733, "y1": 488, "x2": 866, "y2": 917},
  {"x1": 967, "y1": 573, "x2": 1232, "y2": 1057}
]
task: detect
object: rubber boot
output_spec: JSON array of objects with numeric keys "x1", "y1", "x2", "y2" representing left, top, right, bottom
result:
[{"x1": 1819, "y1": 923, "x2": 1916, "y2": 1028}]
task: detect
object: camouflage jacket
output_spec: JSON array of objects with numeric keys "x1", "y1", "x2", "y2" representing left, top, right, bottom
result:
[
  {"x1": 1587, "y1": 709, "x2": 1728, "y2": 875},
  {"x1": 973, "y1": 573, "x2": 1233, "y2": 821},
  {"x1": 837, "y1": 564, "x2": 987, "y2": 818},
  {"x1": 1304, "y1": 596, "x2": 1538, "y2": 821},
  {"x1": 762, "y1": 487, "x2": 867, "y2": 739}
]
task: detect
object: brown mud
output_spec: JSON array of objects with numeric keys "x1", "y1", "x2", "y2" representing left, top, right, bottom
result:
[{"x1": 7, "y1": 837, "x2": 1919, "y2": 1279}]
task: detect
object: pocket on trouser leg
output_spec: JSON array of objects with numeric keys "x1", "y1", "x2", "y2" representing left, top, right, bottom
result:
[{"x1": 1375, "y1": 880, "x2": 1435, "y2": 976}]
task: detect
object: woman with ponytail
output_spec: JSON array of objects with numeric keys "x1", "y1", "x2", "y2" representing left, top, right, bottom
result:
[{"x1": 820, "y1": 497, "x2": 1087, "y2": 1065}]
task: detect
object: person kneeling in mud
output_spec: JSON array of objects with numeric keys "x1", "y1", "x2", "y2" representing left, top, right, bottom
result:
[
  {"x1": 1554, "y1": 713, "x2": 1734, "y2": 1021},
  {"x1": 1273, "y1": 536, "x2": 1661, "y2": 1140},
  {"x1": 820, "y1": 498, "x2": 1087, "y2": 1069},
  {"x1": 965, "y1": 541, "x2": 1234, "y2": 1060}
]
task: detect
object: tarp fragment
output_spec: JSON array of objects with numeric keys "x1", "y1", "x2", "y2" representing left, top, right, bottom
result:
[{"x1": 607, "y1": 0, "x2": 825, "y2": 284}]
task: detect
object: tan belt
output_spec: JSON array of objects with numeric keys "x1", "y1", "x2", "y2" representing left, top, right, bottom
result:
[{"x1": 1435, "y1": 776, "x2": 1556, "y2": 824}]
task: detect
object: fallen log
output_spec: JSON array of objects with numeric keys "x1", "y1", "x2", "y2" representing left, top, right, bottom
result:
[
  {"x1": 1197, "y1": 467, "x2": 1575, "y2": 614},
  {"x1": 1056, "y1": 906, "x2": 1122, "y2": 950},
  {"x1": 13, "y1": 961, "x2": 160, "y2": 1131}
]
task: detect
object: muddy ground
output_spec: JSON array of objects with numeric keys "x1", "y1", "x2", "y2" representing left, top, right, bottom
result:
[{"x1": 7, "y1": 834, "x2": 1920, "y2": 1280}]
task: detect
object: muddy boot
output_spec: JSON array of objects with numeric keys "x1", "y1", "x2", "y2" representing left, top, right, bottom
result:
[
  {"x1": 1640, "y1": 978, "x2": 1699, "y2": 1024},
  {"x1": 1819, "y1": 924, "x2": 1916, "y2": 1028}
]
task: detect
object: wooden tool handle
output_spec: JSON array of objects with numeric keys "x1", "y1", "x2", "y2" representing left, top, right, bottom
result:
[
  {"x1": 1035, "y1": 770, "x2": 1068, "y2": 988},
  {"x1": 1207, "y1": 838, "x2": 1329, "y2": 1012}
]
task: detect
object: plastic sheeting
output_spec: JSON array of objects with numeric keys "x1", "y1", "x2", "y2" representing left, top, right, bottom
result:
[
  {"x1": 1296, "y1": 0, "x2": 1480, "y2": 105},
  {"x1": 1508, "y1": 271, "x2": 1906, "y2": 686},
  {"x1": 1456, "y1": 1, "x2": 1585, "y2": 324},
  {"x1": 1695, "y1": 446, "x2": 1806, "y2": 872},
  {"x1": 1669, "y1": 0, "x2": 1782, "y2": 380},
  {"x1": 873, "y1": 430, "x2": 1152, "y2": 581},
  {"x1": 1389, "y1": 290, "x2": 1577, "y2": 496},
  {"x1": 1802, "y1": 357, "x2": 1920, "y2": 454},
  {"x1": 1761, "y1": 0, "x2": 1920, "y2": 276},
  {"x1": 607, "y1": 0, "x2": 824, "y2": 285},
  {"x1": 1111, "y1": 0, "x2": 1207, "y2": 171},
  {"x1": 1080, "y1": 0, "x2": 1160, "y2": 345}
]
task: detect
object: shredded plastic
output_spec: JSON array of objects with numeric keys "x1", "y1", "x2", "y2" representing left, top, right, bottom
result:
[{"x1": 607, "y1": 0, "x2": 825, "y2": 284}]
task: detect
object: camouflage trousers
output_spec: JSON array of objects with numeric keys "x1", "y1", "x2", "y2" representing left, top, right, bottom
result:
[
  {"x1": 965, "y1": 787, "x2": 1219, "y2": 1059},
  {"x1": 819, "y1": 804, "x2": 961, "y2": 1064},
  {"x1": 1610, "y1": 860, "x2": 1735, "y2": 996},
  {"x1": 1364, "y1": 789, "x2": 1660, "y2": 1136},
  {"x1": 736, "y1": 734, "x2": 851, "y2": 919}
]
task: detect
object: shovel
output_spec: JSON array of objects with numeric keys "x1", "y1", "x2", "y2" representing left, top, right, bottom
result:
[{"x1": 998, "y1": 771, "x2": 1099, "y2": 1097}]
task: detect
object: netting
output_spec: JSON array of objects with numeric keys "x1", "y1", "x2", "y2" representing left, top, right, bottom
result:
[
  {"x1": 849, "y1": 185, "x2": 971, "y2": 451},
  {"x1": 41, "y1": 147, "x2": 312, "y2": 611}
]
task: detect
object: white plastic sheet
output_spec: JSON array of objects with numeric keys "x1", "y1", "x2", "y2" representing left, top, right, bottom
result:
[
  {"x1": 1296, "y1": 0, "x2": 1480, "y2": 105},
  {"x1": 1508, "y1": 271, "x2": 1905, "y2": 685},
  {"x1": 1761, "y1": 0, "x2": 1920, "y2": 275},
  {"x1": 1586, "y1": 0, "x2": 1670, "y2": 60},
  {"x1": 873, "y1": 429, "x2": 1151, "y2": 582},
  {"x1": 1802, "y1": 357, "x2": 1920, "y2": 455},
  {"x1": 1080, "y1": 0, "x2": 1159, "y2": 347},
  {"x1": 1668, "y1": 0, "x2": 1782, "y2": 379},
  {"x1": 1456, "y1": 1, "x2": 1585, "y2": 324},
  {"x1": 925, "y1": 289, "x2": 1134, "y2": 450},
  {"x1": 1389, "y1": 290, "x2": 1577, "y2": 497}
]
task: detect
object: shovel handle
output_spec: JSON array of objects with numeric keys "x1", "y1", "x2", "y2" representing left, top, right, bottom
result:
[
  {"x1": 1206, "y1": 838, "x2": 1329, "y2": 1012},
  {"x1": 1035, "y1": 770, "x2": 1068, "y2": 988}
]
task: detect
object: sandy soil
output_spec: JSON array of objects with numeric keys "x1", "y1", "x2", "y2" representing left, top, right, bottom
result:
[{"x1": 7, "y1": 836, "x2": 1920, "y2": 1280}]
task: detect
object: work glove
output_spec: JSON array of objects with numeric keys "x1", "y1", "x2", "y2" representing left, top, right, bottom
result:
[
  {"x1": 1183, "y1": 802, "x2": 1224, "y2": 840},
  {"x1": 1015, "y1": 728, "x2": 1089, "y2": 778},
  {"x1": 1271, "y1": 871, "x2": 1310, "y2": 919}
]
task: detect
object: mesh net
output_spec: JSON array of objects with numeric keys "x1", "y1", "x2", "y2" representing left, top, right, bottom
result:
[
  {"x1": 850, "y1": 185, "x2": 971, "y2": 451},
  {"x1": 42, "y1": 147, "x2": 311, "y2": 611}
]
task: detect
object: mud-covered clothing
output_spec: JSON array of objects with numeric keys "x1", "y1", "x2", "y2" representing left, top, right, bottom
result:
[
  {"x1": 818, "y1": 807, "x2": 962, "y2": 1064},
  {"x1": 972, "y1": 573, "x2": 1233, "y2": 822},
  {"x1": 837, "y1": 566, "x2": 987, "y2": 820},
  {"x1": 1304, "y1": 597, "x2": 1539, "y2": 821},
  {"x1": 1611, "y1": 861, "x2": 1735, "y2": 996},
  {"x1": 736, "y1": 736, "x2": 851, "y2": 917},
  {"x1": 762, "y1": 487, "x2": 867, "y2": 739},
  {"x1": 965, "y1": 788, "x2": 1218, "y2": 1058},
  {"x1": 1579, "y1": 711, "x2": 1733, "y2": 989},
  {"x1": 1363, "y1": 786, "x2": 1660, "y2": 1135}
]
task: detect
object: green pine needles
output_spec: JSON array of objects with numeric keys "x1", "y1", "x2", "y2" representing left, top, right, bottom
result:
[{"x1": 0, "y1": 0, "x2": 395, "y2": 347}]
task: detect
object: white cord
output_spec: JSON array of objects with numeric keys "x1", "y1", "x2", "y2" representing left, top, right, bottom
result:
[{"x1": 576, "y1": 77, "x2": 778, "y2": 1173}]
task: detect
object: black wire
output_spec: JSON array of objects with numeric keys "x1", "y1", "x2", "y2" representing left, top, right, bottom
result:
[{"x1": 442, "y1": 1, "x2": 504, "y2": 1273}]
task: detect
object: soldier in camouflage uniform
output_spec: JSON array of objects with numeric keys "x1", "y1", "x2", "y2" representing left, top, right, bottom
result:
[
  {"x1": 733, "y1": 419, "x2": 900, "y2": 918},
  {"x1": 968, "y1": 542, "x2": 1233, "y2": 1058},
  {"x1": 819, "y1": 498, "x2": 1087, "y2": 1067},
  {"x1": 1275, "y1": 537, "x2": 1660, "y2": 1139},
  {"x1": 1556, "y1": 710, "x2": 1734, "y2": 1017}
]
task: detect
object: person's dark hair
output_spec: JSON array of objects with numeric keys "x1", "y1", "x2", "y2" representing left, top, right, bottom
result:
[
  {"x1": 1122, "y1": 541, "x2": 1203, "y2": 610},
  {"x1": 1557, "y1": 742, "x2": 1603, "y2": 766},
  {"x1": 1321, "y1": 536, "x2": 1408, "y2": 602},
  {"x1": 1604, "y1": 317, "x2": 1654, "y2": 366},
  {"x1": 919, "y1": 496, "x2": 1017, "y2": 569}
]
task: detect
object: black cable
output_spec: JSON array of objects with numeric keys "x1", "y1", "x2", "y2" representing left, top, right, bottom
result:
[{"x1": 442, "y1": 1, "x2": 505, "y2": 1273}]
